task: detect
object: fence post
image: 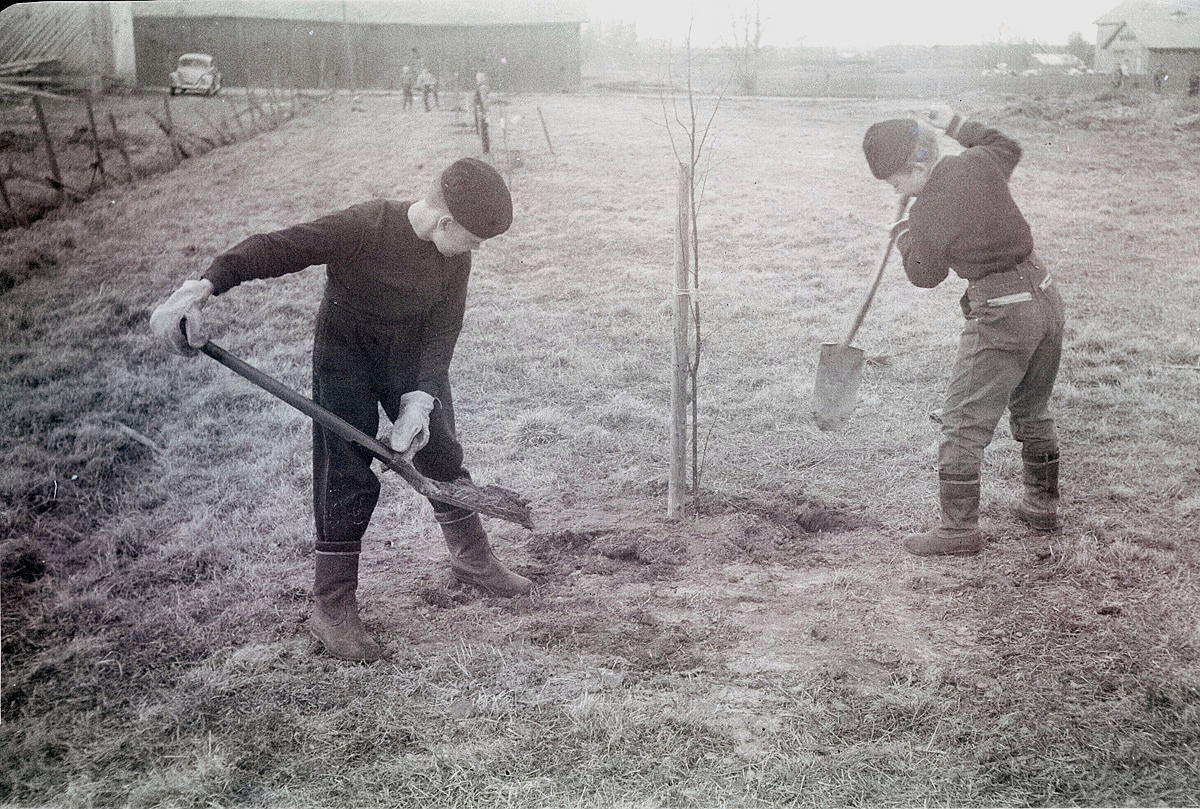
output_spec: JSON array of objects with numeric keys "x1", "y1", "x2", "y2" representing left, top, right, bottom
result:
[
  {"x1": 162, "y1": 96, "x2": 183, "y2": 163},
  {"x1": 668, "y1": 162, "x2": 692, "y2": 518},
  {"x1": 107, "y1": 111, "x2": 136, "y2": 184},
  {"x1": 84, "y1": 97, "x2": 108, "y2": 189},
  {"x1": 32, "y1": 97, "x2": 65, "y2": 204},
  {"x1": 537, "y1": 105, "x2": 555, "y2": 155}
]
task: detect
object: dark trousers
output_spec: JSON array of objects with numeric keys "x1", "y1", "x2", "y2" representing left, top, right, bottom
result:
[
  {"x1": 311, "y1": 299, "x2": 465, "y2": 553},
  {"x1": 938, "y1": 253, "x2": 1066, "y2": 476}
]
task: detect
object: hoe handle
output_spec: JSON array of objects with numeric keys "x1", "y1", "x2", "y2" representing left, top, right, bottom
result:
[{"x1": 842, "y1": 196, "x2": 911, "y2": 347}]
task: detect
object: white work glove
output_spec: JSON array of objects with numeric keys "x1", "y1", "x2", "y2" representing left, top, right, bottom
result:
[
  {"x1": 888, "y1": 196, "x2": 913, "y2": 240},
  {"x1": 149, "y1": 279, "x2": 213, "y2": 356},
  {"x1": 390, "y1": 391, "x2": 436, "y2": 460},
  {"x1": 924, "y1": 104, "x2": 956, "y2": 131}
]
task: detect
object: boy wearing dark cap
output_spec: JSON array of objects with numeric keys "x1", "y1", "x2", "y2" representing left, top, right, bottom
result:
[
  {"x1": 862, "y1": 107, "x2": 1066, "y2": 557},
  {"x1": 150, "y1": 158, "x2": 530, "y2": 660}
]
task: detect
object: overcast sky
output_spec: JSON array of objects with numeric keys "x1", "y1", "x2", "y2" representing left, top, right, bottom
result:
[{"x1": 584, "y1": 0, "x2": 1113, "y2": 48}]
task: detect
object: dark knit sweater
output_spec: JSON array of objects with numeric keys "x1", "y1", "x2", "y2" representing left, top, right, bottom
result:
[
  {"x1": 898, "y1": 120, "x2": 1034, "y2": 288},
  {"x1": 202, "y1": 199, "x2": 470, "y2": 396}
]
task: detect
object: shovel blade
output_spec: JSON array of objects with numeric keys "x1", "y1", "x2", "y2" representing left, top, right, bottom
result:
[
  {"x1": 813, "y1": 342, "x2": 865, "y2": 431},
  {"x1": 434, "y1": 480, "x2": 535, "y2": 529}
]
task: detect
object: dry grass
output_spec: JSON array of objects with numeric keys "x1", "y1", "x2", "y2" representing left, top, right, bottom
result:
[{"x1": 1, "y1": 87, "x2": 1199, "y2": 807}]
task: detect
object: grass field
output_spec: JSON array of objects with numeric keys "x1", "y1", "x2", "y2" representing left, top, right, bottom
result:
[{"x1": 2, "y1": 86, "x2": 1199, "y2": 807}]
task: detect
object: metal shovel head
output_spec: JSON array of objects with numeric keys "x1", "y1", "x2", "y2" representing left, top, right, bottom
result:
[{"x1": 813, "y1": 341, "x2": 865, "y2": 431}]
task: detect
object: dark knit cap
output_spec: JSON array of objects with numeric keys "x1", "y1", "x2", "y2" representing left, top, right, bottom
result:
[
  {"x1": 440, "y1": 157, "x2": 513, "y2": 239},
  {"x1": 863, "y1": 119, "x2": 920, "y2": 180}
]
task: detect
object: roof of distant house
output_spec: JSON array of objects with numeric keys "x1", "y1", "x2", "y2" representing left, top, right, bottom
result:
[
  {"x1": 1030, "y1": 53, "x2": 1085, "y2": 66},
  {"x1": 131, "y1": 0, "x2": 588, "y2": 26},
  {"x1": 1095, "y1": 0, "x2": 1200, "y2": 49}
]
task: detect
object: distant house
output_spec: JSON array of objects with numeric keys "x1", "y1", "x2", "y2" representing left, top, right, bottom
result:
[
  {"x1": 0, "y1": 2, "x2": 137, "y2": 92},
  {"x1": 131, "y1": 0, "x2": 588, "y2": 92},
  {"x1": 1094, "y1": 0, "x2": 1200, "y2": 88}
]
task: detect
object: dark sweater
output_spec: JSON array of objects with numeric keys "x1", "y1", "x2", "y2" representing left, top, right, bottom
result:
[
  {"x1": 202, "y1": 199, "x2": 470, "y2": 396},
  {"x1": 898, "y1": 120, "x2": 1034, "y2": 288}
]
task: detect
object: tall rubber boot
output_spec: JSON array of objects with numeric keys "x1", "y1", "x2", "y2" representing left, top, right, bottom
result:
[
  {"x1": 307, "y1": 550, "x2": 382, "y2": 662},
  {"x1": 437, "y1": 508, "x2": 533, "y2": 597},
  {"x1": 903, "y1": 472, "x2": 985, "y2": 556},
  {"x1": 1011, "y1": 451, "x2": 1061, "y2": 532}
]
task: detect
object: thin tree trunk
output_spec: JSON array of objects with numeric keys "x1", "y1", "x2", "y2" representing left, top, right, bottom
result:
[{"x1": 669, "y1": 162, "x2": 692, "y2": 518}]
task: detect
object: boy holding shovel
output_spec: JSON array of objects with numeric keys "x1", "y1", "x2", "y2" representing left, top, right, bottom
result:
[
  {"x1": 150, "y1": 158, "x2": 532, "y2": 661},
  {"x1": 862, "y1": 106, "x2": 1066, "y2": 556}
]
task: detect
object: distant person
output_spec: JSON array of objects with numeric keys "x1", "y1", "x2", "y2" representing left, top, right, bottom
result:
[
  {"x1": 400, "y1": 65, "x2": 414, "y2": 110},
  {"x1": 1189, "y1": 72, "x2": 1199, "y2": 97},
  {"x1": 1113, "y1": 61, "x2": 1129, "y2": 88},
  {"x1": 1153, "y1": 67, "x2": 1167, "y2": 93},
  {"x1": 861, "y1": 106, "x2": 1066, "y2": 556},
  {"x1": 149, "y1": 158, "x2": 531, "y2": 661},
  {"x1": 416, "y1": 68, "x2": 435, "y2": 112}
]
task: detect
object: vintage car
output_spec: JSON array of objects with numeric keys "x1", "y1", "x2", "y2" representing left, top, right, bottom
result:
[{"x1": 169, "y1": 53, "x2": 222, "y2": 96}]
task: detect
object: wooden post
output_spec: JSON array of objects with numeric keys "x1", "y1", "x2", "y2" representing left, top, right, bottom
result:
[
  {"x1": 107, "y1": 111, "x2": 135, "y2": 183},
  {"x1": 195, "y1": 108, "x2": 232, "y2": 144},
  {"x1": 84, "y1": 98, "x2": 107, "y2": 188},
  {"x1": 537, "y1": 105, "x2": 555, "y2": 155},
  {"x1": 228, "y1": 104, "x2": 248, "y2": 139},
  {"x1": 161, "y1": 96, "x2": 183, "y2": 163},
  {"x1": 31, "y1": 97, "x2": 65, "y2": 204},
  {"x1": 668, "y1": 162, "x2": 692, "y2": 518}
]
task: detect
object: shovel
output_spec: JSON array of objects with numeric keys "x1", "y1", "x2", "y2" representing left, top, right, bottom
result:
[
  {"x1": 195, "y1": 339, "x2": 535, "y2": 529},
  {"x1": 812, "y1": 197, "x2": 911, "y2": 431}
]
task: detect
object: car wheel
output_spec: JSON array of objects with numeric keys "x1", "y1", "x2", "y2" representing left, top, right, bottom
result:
[{"x1": 169, "y1": 87, "x2": 179, "y2": 96}]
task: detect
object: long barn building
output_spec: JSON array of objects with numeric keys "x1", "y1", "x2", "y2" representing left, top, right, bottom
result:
[{"x1": 131, "y1": 0, "x2": 588, "y2": 92}]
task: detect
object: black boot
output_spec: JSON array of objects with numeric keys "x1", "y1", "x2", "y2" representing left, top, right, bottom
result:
[
  {"x1": 307, "y1": 551, "x2": 382, "y2": 661},
  {"x1": 437, "y1": 508, "x2": 533, "y2": 597},
  {"x1": 1012, "y1": 451, "x2": 1061, "y2": 532},
  {"x1": 904, "y1": 472, "x2": 985, "y2": 556}
]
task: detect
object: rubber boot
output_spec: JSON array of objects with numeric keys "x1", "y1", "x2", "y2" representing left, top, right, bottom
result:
[
  {"x1": 437, "y1": 508, "x2": 533, "y2": 597},
  {"x1": 903, "y1": 472, "x2": 985, "y2": 556},
  {"x1": 307, "y1": 551, "x2": 382, "y2": 662},
  {"x1": 1011, "y1": 451, "x2": 1061, "y2": 532}
]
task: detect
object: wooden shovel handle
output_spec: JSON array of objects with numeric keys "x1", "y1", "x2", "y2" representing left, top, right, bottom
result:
[{"x1": 842, "y1": 196, "x2": 911, "y2": 347}]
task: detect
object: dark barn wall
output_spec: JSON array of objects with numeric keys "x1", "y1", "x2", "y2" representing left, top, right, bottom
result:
[
  {"x1": 135, "y1": 17, "x2": 350, "y2": 88},
  {"x1": 134, "y1": 17, "x2": 581, "y2": 91},
  {"x1": 1148, "y1": 49, "x2": 1200, "y2": 92}
]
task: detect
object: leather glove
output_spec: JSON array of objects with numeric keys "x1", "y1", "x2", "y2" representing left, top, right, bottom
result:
[
  {"x1": 391, "y1": 391, "x2": 436, "y2": 460},
  {"x1": 149, "y1": 279, "x2": 213, "y2": 356}
]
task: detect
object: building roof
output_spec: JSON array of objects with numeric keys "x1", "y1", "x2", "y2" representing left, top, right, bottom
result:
[
  {"x1": 1095, "y1": 1, "x2": 1200, "y2": 49},
  {"x1": 1030, "y1": 53, "x2": 1085, "y2": 66},
  {"x1": 131, "y1": 0, "x2": 588, "y2": 26}
]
